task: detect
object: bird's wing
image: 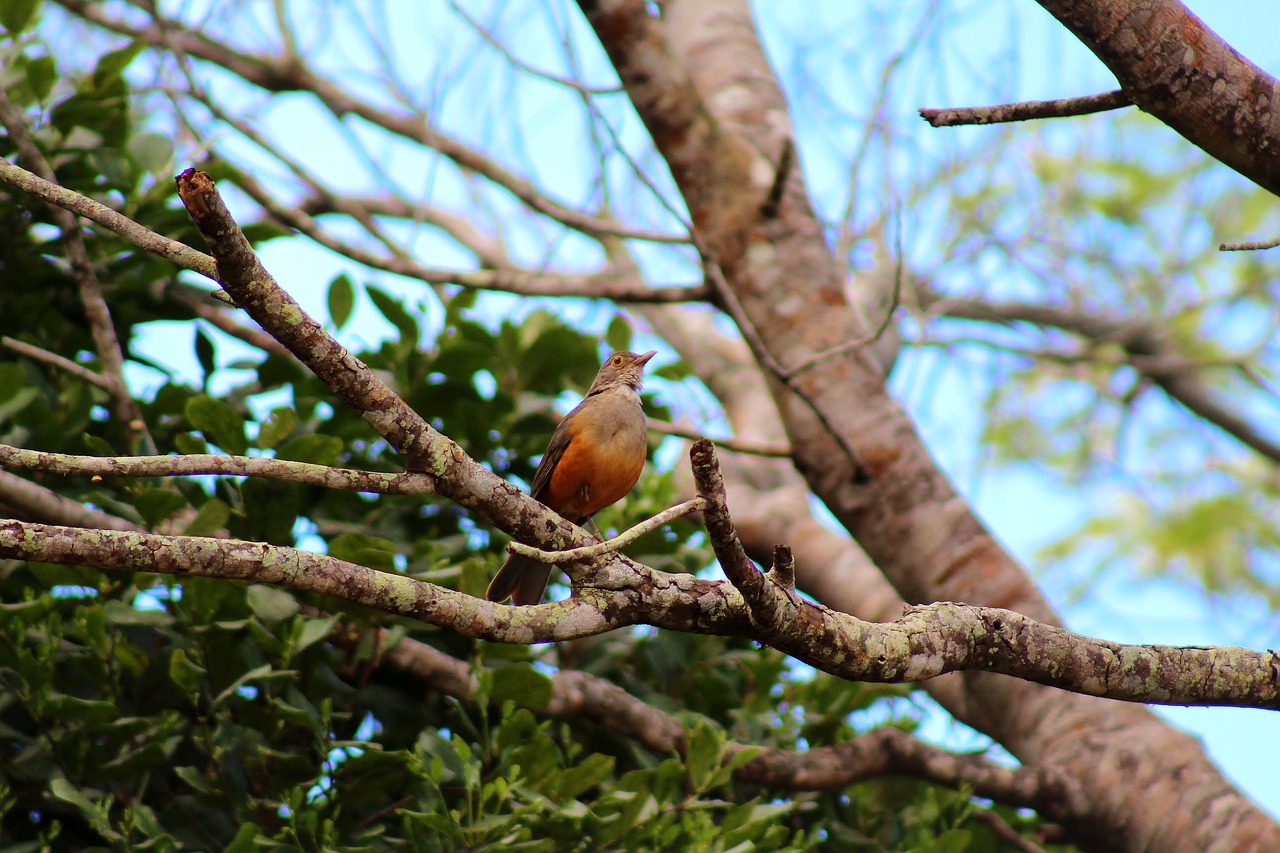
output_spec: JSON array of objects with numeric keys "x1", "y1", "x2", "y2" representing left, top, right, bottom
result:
[{"x1": 529, "y1": 409, "x2": 577, "y2": 500}]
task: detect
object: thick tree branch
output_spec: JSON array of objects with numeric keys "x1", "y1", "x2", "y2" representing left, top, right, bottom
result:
[
  {"x1": 2, "y1": 514, "x2": 1276, "y2": 709},
  {"x1": 1032, "y1": 0, "x2": 1280, "y2": 197}
]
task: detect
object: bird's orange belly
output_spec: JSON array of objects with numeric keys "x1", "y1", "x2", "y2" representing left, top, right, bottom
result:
[{"x1": 544, "y1": 435, "x2": 646, "y2": 520}]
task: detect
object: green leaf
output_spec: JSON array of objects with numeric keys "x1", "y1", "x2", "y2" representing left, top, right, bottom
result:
[
  {"x1": 185, "y1": 395, "x2": 248, "y2": 455},
  {"x1": 684, "y1": 722, "x2": 722, "y2": 793},
  {"x1": 604, "y1": 314, "x2": 632, "y2": 352},
  {"x1": 276, "y1": 433, "x2": 344, "y2": 465},
  {"x1": 256, "y1": 406, "x2": 297, "y2": 450},
  {"x1": 367, "y1": 285, "x2": 419, "y2": 344},
  {"x1": 328, "y1": 273, "x2": 356, "y2": 330},
  {"x1": 131, "y1": 488, "x2": 189, "y2": 529},
  {"x1": 0, "y1": 0, "x2": 41, "y2": 35},
  {"x1": 103, "y1": 599, "x2": 172, "y2": 627},
  {"x1": 210, "y1": 664, "x2": 293, "y2": 709},
  {"x1": 127, "y1": 131, "x2": 173, "y2": 174},
  {"x1": 174, "y1": 433, "x2": 208, "y2": 455},
  {"x1": 193, "y1": 328, "x2": 215, "y2": 385},
  {"x1": 183, "y1": 498, "x2": 230, "y2": 537},
  {"x1": 168, "y1": 648, "x2": 207, "y2": 693},
  {"x1": 548, "y1": 753, "x2": 614, "y2": 802},
  {"x1": 25, "y1": 54, "x2": 56, "y2": 101},
  {"x1": 91, "y1": 40, "x2": 144, "y2": 90},
  {"x1": 913, "y1": 828, "x2": 973, "y2": 853},
  {"x1": 240, "y1": 478, "x2": 299, "y2": 544},
  {"x1": 488, "y1": 662, "x2": 553, "y2": 711},
  {"x1": 328, "y1": 531, "x2": 398, "y2": 572},
  {"x1": 246, "y1": 585, "x2": 299, "y2": 622},
  {"x1": 46, "y1": 694, "x2": 119, "y2": 723},
  {"x1": 291, "y1": 614, "x2": 338, "y2": 656}
]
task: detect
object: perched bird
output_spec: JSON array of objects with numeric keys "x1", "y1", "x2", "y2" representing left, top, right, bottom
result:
[{"x1": 487, "y1": 350, "x2": 657, "y2": 605}]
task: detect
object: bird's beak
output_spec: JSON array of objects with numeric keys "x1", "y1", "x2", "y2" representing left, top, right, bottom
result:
[{"x1": 635, "y1": 350, "x2": 658, "y2": 368}]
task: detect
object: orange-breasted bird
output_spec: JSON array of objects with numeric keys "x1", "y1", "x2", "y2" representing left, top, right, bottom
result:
[{"x1": 486, "y1": 350, "x2": 657, "y2": 605}]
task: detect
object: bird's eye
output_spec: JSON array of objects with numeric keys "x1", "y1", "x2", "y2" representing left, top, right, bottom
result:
[{"x1": 612, "y1": 356, "x2": 623, "y2": 365}]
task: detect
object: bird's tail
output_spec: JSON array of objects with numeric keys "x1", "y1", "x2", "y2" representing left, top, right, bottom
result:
[{"x1": 486, "y1": 552, "x2": 553, "y2": 606}]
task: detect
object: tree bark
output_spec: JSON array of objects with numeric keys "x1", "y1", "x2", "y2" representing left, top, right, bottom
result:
[
  {"x1": 577, "y1": 0, "x2": 1280, "y2": 850},
  {"x1": 1035, "y1": 0, "x2": 1280, "y2": 197}
]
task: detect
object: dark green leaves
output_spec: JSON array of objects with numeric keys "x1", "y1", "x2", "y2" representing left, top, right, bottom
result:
[{"x1": 185, "y1": 395, "x2": 248, "y2": 455}]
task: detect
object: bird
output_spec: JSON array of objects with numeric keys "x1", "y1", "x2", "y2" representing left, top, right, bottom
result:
[{"x1": 487, "y1": 349, "x2": 657, "y2": 605}]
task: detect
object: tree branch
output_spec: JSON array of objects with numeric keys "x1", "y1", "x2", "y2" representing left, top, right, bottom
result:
[
  {"x1": 0, "y1": 337, "x2": 113, "y2": 390},
  {"x1": 52, "y1": 0, "x2": 691, "y2": 246},
  {"x1": 1031, "y1": 0, "x2": 1280, "y2": 196},
  {"x1": 0, "y1": 471, "x2": 143, "y2": 532},
  {"x1": 0, "y1": 156, "x2": 217, "y2": 279},
  {"x1": 375, "y1": 629, "x2": 1079, "y2": 819},
  {"x1": 2, "y1": 513, "x2": 1276, "y2": 709},
  {"x1": 0, "y1": 445, "x2": 436, "y2": 496},
  {"x1": 508, "y1": 497, "x2": 706, "y2": 564},
  {"x1": 923, "y1": 291, "x2": 1280, "y2": 464},
  {"x1": 919, "y1": 90, "x2": 1130, "y2": 127}
]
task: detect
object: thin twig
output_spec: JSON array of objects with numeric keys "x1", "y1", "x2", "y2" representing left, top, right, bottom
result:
[
  {"x1": 65, "y1": 0, "x2": 686, "y2": 246},
  {"x1": 451, "y1": 1, "x2": 625, "y2": 96},
  {"x1": 233, "y1": 166, "x2": 706, "y2": 303},
  {"x1": 0, "y1": 444, "x2": 438, "y2": 496},
  {"x1": 1, "y1": 337, "x2": 113, "y2": 390},
  {"x1": 646, "y1": 419, "x2": 791, "y2": 458},
  {"x1": 781, "y1": 205, "x2": 904, "y2": 380},
  {"x1": 919, "y1": 89, "x2": 1130, "y2": 127},
  {"x1": 508, "y1": 497, "x2": 706, "y2": 564},
  {"x1": 702, "y1": 260, "x2": 871, "y2": 483},
  {"x1": 1220, "y1": 236, "x2": 1280, "y2": 252}
]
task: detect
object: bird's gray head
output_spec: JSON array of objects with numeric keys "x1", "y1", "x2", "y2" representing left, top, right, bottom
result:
[{"x1": 586, "y1": 350, "x2": 657, "y2": 396}]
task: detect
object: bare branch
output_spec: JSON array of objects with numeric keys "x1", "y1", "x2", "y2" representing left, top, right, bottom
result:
[
  {"x1": 0, "y1": 445, "x2": 437, "y2": 496},
  {"x1": 1220, "y1": 235, "x2": 1280, "y2": 252},
  {"x1": 3, "y1": 514, "x2": 1278, "y2": 709},
  {"x1": 0, "y1": 156, "x2": 217, "y2": 279},
  {"x1": 0, "y1": 470, "x2": 142, "y2": 532},
  {"x1": 645, "y1": 418, "x2": 792, "y2": 458},
  {"x1": 919, "y1": 90, "x2": 1130, "y2": 127},
  {"x1": 52, "y1": 0, "x2": 689, "y2": 246},
  {"x1": 923, "y1": 291, "x2": 1280, "y2": 464},
  {"x1": 1, "y1": 337, "x2": 113, "y2": 390},
  {"x1": 508, "y1": 498, "x2": 706, "y2": 564},
  {"x1": 233, "y1": 167, "x2": 705, "y2": 303}
]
